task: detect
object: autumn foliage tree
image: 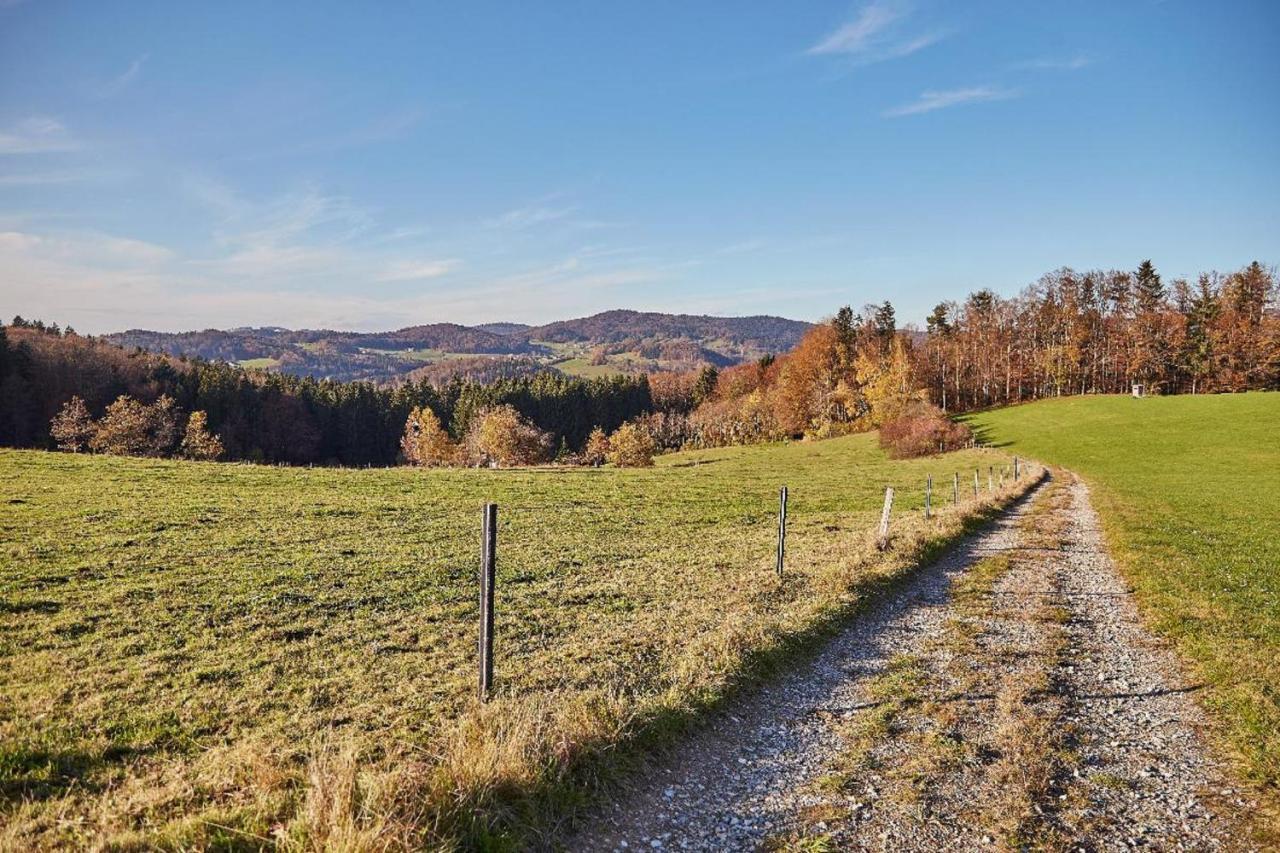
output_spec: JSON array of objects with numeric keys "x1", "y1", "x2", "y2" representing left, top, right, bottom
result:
[
  {"x1": 464, "y1": 404, "x2": 552, "y2": 467},
  {"x1": 180, "y1": 411, "x2": 224, "y2": 461},
  {"x1": 401, "y1": 406, "x2": 458, "y2": 467},
  {"x1": 606, "y1": 421, "x2": 656, "y2": 467},
  {"x1": 49, "y1": 396, "x2": 94, "y2": 452},
  {"x1": 583, "y1": 426, "x2": 610, "y2": 466},
  {"x1": 89, "y1": 396, "x2": 161, "y2": 456}
]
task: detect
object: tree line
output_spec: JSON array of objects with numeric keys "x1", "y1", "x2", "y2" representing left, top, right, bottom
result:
[
  {"x1": 0, "y1": 322, "x2": 651, "y2": 466},
  {"x1": 632, "y1": 260, "x2": 1279, "y2": 453},
  {"x1": 4, "y1": 259, "x2": 1274, "y2": 468},
  {"x1": 916, "y1": 260, "x2": 1278, "y2": 409}
]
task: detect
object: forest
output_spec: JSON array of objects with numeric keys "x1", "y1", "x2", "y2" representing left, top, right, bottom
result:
[
  {"x1": 2, "y1": 259, "x2": 1275, "y2": 468},
  {"x1": 676, "y1": 260, "x2": 1278, "y2": 448},
  {"x1": 0, "y1": 323, "x2": 651, "y2": 466}
]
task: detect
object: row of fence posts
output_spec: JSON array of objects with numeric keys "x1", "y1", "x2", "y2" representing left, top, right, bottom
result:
[{"x1": 474, "y1": 457, "x2": 1021, "y2": 700}]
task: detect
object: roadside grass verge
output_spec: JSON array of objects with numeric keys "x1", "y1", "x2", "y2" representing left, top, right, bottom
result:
[
  {"x1": 967, "y1": 393, "x2": 1280, "y2": 822},
  {"x1": 0, "y1": 437, "x2": 1035, "y2": 849}
]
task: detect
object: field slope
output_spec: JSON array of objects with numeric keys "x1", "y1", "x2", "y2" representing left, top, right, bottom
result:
[
  {"x1": 1, "y1": 436, "x2": 1028, "y2": 849},
  {"x1": 968, "y1": 394, "x2": 1280, "y2": 801}
]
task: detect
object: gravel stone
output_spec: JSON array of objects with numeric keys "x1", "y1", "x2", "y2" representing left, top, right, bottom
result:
[{"x1": 569, "y1": 474, "x2": 1248, "y2": 851}]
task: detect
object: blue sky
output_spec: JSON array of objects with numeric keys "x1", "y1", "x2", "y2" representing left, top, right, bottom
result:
[{"x1": 2, "y1": 1, "x2": 1277, "y2": 333}]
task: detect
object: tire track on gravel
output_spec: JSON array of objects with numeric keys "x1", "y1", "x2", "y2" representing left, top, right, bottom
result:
[
  {"x1": 571, "y1": 472, "x2": 1250, "y2": 851},
  {"x1": 570, "y1": 479, "x2": 1048, "y2": 851}
]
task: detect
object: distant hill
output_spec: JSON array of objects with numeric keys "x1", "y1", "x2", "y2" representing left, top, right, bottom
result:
[
  {"x1": 473, "y1": 322, "x2": 532, "y2": 337},
  {"x1": 526, "y1": 310, "x2": 808, "y2": 356},
  {"x1": 103, "y1": 310, "x2": 812, "y2": 383}
]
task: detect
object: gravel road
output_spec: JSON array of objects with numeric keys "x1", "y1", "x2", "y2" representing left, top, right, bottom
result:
[{"x1": 569, "y1": 473, "x2": 1249, "y2": 851}]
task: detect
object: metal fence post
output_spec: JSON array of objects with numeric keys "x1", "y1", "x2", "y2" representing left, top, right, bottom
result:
[
  {"x1": 479, "y1": 503, "x2": 497, "y2": 702},
  {"x1": 776, "y1": 486, "x2": 788, "y2": 579}
]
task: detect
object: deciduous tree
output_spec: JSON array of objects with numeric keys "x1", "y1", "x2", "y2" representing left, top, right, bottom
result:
[
  {"x1": 180, "y1": 411, "x2": 224, "y2": 460},
  {"x1": 464, "y1": 404, "x2": 551, "y2": 467},
  {"x1": 606, "y1": 421, "x2": 656, "y2": 467},
  {"x1": 401, "y1": 406, "x2": 457, "y2": 466},
  {"x1": 90, "y1": 395, "x2": 153, "y2": 456},
  {"x1": 583, "y1": 426, "x2": 610, "y2": 466},
  {"x1": 50, "y1": 396, "x2": 94, "y2": 452}
]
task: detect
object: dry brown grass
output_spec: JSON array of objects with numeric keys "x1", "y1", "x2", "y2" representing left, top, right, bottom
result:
[
  {"x1": 0, "y1": 441, "x2": 1040, "y2": 849},
  {"x1": 286, "y1": 484, "x2": 1043, "y2": 851}
]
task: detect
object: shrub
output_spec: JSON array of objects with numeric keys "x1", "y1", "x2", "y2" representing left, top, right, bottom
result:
[
  {"x1": 463, "y1": 405, "x2": 552, "y2": 467},
  {"x1": 50, "y1": 396, "x2": 94, "y2": 452},
  {"x1": 401, "y1": 406, "x2": 459, "y2": 467},
  {"x1": 606, "y1": 421, "x2": 656, "y2": 467},
  {"x1": 878, "y1": 402, "x2": 972, "y2": 458}
]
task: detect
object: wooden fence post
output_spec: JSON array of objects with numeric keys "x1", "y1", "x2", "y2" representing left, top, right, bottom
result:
[
  {"x1": 479, "y1": 503, "x2": 497, "y2": 702},
  {"x1": 953, "y1": 472, "x2": 959, "y2": 504},
  {"x1": 988, "y1": 466, "x2": 994, "y2": 492},
  {"x1": 925, "y1": 475, "x2": 933, "y2": 520},
  {"x1": 877, "y1": 486, "x2": 895, "y2": 550},
  {"x1": 973, "y1": 470, "x2": 980, "y2": 499},
  {"x1": 1014, "y1": 456, "x2": 1020, "y2": 480},
  {"x1": 776, "y1": 486, "x2": 788, "y2": 579}
]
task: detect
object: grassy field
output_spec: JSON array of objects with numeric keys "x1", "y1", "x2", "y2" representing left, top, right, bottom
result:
[
  {"x1": 0, "y1": 437, "x2": 1031, "y2": 849},
  {"x1": 237, "y1": 357, "x2": 282, "y2": 370},
  {"x1": 967, "y1": 393, "x2": 1280, "y2": 802}
]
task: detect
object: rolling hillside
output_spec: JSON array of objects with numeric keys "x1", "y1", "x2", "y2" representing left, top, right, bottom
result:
[{"x1": 102, "y1": 310, "x2": 812, "y2": 383}]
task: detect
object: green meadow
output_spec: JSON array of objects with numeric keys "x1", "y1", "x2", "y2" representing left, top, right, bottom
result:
[
  {"x1": 968, "y1": 393, "x2": 1280, "y2": 802},
  {"x1": 0, "y1": 436, "x2": 1026, "y2": 849}
]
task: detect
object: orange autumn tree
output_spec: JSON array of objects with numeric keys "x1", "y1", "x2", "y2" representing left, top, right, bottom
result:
[
  {"x1": 401, "y1": 406, "x2": 459, "y2": 467},
  {"x1": 856, "y1": 335, "x2": 922, "y2": 427}
]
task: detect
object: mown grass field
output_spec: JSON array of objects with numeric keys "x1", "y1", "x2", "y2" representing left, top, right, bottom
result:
[
  {"x1": 968, "y1": 393, "x2": 1280, "y2": 803},
  {"x1": 0, "y1": 436, "x2": 1029, "y2": 849}
]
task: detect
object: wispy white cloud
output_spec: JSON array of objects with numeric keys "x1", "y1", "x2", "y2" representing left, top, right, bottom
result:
[
  {"x1": 212, "y1": 185, "x2": 376, "y2": 259},
  {"x1": 0, "y1": 229, "x2": 173, "y2": 265},
  {"x1": 2, "y1": 175, "x2": 674, "y2": 331},
  {"x1": 377, "y1": 258, "x2": 462, "y2": 282},
  {"x1": 808, "y1": 2, "x2": 902, "y2": 55},
  {"x1": 97, "y1": 54, "x2": 149, "y2": 97},
  {"x1": 484, "y1": 204, "x2": 579, "y2": 230},
  {"x1": 0, "y1": 224, "x2": 665, "y2": 332},
  {"x1": 807, "y1": 1, "x2": 943, "y2": 65},
  {"x1": 883, "y1": 86, "x2": 1018, "y2": 117},
  {"x1": 0, "y1": 117, "x2": 80, "y2": 154},
  {"x1": 1011, "y1": 54, "x2": 1092, "y2": 72}
]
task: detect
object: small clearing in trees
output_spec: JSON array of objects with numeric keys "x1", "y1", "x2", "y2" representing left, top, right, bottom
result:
[{"x1": 574, "y1": 474, "x2": 1258, "y2": 851}]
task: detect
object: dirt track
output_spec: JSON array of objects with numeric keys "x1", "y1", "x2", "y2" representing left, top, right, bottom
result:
[{"x1": 571, "y1": 473, "x2": 1249, "y2": 851}]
